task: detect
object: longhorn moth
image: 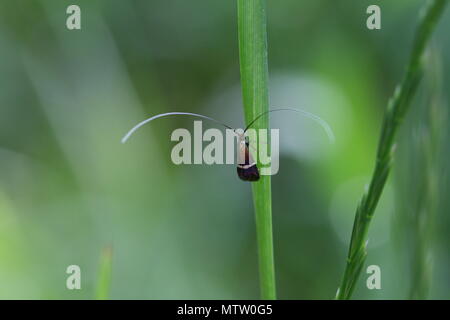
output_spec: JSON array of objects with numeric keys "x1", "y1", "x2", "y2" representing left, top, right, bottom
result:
[{"x1": 121, "y1": 108, "x2": 334, "y2": 181}]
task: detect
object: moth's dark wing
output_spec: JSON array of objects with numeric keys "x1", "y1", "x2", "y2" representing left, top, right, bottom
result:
[
  {"x1": 237, "y1": 164, "x2": 260, "y2": 182},
  {"x1": 236, "y1": 140, "x2": 259, "y2": 181}
]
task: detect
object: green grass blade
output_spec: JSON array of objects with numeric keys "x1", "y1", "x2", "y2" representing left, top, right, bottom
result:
[
  {"x1": 237, "y1": 0, "x2": 276, "y2": 300},
  {"x1": 336, "y1": 0, "x2": 448, "y2": 300},
  {"x1": 95, "y1": 246, "x2": 113, "y2": 300},
  {"x1": 408, "y1": 49, "x2": 445, "y2": 299}
]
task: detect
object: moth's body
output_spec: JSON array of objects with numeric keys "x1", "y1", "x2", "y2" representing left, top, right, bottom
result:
[{"x1": 236, "y1": 136, "x2": 260, "y2": 182}]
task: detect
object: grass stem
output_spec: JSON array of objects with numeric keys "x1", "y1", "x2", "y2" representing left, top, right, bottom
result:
[
  {"x1": 237, "y1": 0, "x2": 276, "y2": 300},
  {"x1": 95, "y1": 246, "x2": 113, "y2": 300},
  {"x1": 408, "y1": 49, "x2": 444, "y2": 299},
  {"x1": 336, "y1": 0, "x2": 448, "y2": 300}
]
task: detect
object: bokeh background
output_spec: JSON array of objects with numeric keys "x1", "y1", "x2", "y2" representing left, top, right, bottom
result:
[{"x1": 0, "y1": 0, "x2": 449, "y2": 299}]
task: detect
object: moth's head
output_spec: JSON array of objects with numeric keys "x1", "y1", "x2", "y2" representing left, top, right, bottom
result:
[{"x1": 235, "y1": 131, "x2": 247, "y2": 145}]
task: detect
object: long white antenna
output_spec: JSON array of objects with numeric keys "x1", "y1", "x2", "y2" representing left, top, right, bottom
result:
[
  {"x1": 245, "y1": 107, "x2": 335, "y2": 143},
  {"x1": 121, "y1": 112, "x2": 234, "y2": 144}
]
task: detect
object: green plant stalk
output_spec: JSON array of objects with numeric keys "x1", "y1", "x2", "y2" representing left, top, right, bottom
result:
[
  {"x1": 95, "y1": 246, "x2": 113, "y2": 300},
  {"x1": 409, "y1": 49, "x2": 444, "y2": 299},
  {"x1": 409, "y1": 111, "x2": 439, "y2": 300},
  {"x1": 336, "y1": 0, "x2": 448, "y2": 300},
  {"x1": 237, "y1": 0, "x2": 276, "y2": 300}
]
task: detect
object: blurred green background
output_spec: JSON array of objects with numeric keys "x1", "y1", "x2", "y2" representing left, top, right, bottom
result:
[{"x1": 0, "y1": 0, "x2": 449, "y2": 299}]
